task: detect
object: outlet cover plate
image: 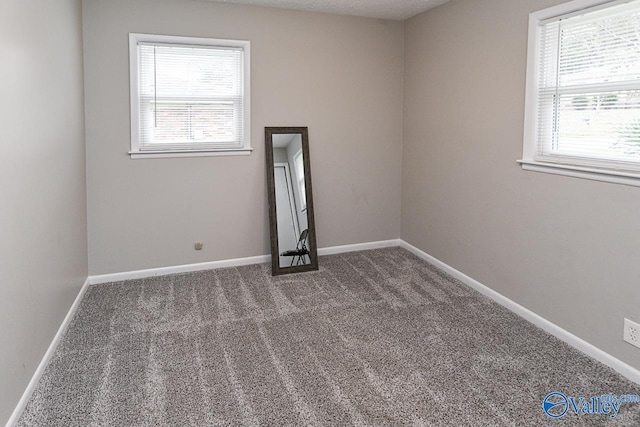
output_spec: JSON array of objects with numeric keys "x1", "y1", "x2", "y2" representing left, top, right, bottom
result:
[{"x1": 624, "y1": 318, "x2": 640, "y2": 349}]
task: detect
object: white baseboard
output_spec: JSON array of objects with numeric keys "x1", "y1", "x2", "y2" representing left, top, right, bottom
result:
[
  {"x1": 89, "y1": 239, "x2": 402, "y2": 285},
  {"x1": 6, "y1": 277, "x2": 91, "y2": 427},
  {"x1": 89, "y1": 254, "x2": 271, "y2": 285},
  {"x1": 399, "y1": 240, "x2": 640, "y2": 385},
  {"x1": 319, "y1": 239, "x2": 402, "y2": 256}
]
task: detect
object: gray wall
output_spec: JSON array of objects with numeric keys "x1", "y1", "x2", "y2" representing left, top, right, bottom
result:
[
  {"x1": 83, "y1": 0, "x2": 404, "y2": 275},
  {"x1": 0, "y1": 0, "x2": 88, "y2": 422},
  {"x1": 403, "y1": 0, "x2": 640, "y2": 370},
  {"x1": 273, "y1": 148, "x2": 288, "y2": 164}
]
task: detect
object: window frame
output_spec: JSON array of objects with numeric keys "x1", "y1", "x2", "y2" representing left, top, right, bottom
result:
[
  {"x1": 293, "y1": 149, "x2": 307, "y2": 212},
  {"x1": 128, "y1": 33, "x2": 251, "y2": 159},
  {"x1": 520, "y1": 0, "x2": 640, "y2": 187}
]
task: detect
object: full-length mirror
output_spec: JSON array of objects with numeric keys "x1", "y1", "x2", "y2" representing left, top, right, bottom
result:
[{"x1": 265, "y1": 127, "x2": 318, "y2": 276}]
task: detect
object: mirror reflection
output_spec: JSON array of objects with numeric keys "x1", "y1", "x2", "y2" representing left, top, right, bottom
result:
[{"x1": 272, "y1": 133, "x2": 310, "y2": 267}]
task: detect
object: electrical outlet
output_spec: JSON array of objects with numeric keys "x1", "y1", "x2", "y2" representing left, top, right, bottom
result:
[
  {"x1": 194, "y1": 242, "x2": 204, "y2": 251},
  {"x1": 624, "y1": 318, "x2": 640, "y2": 349}
]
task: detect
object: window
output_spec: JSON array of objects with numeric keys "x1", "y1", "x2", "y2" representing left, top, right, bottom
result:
[
  {"x1": 129, "y1": 33, "x2": 250, "y2": 158},
  {"x1": 521, "y1": 0, "x2": 640, "y2": 186},
  {"x1": 293, "y1": 150, "x2": 307, "y2": 211}
]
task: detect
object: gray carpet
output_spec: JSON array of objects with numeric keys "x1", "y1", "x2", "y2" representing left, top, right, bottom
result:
[{"x1": 17, "y1": 247, "x2": 640, "y2": 426}]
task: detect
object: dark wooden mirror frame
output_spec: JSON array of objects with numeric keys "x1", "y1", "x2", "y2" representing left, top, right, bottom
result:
[{"x1": 265, "y1": 127, "x2": 318, "y2": 276}]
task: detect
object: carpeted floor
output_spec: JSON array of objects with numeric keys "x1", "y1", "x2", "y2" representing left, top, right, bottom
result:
[{"x1": 17, "y1": 247, "x2": 640, "y2": 426}]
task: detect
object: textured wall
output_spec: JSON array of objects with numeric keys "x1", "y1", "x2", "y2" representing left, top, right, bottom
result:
[
  {"x1": 403, "y1": 0, "x2": 640, "y2": 370},
  {"x1": 83, "y1": 0, "x2": 404, "y2": 275},
  {"x1": 0, "y1": 0, "x2": 88, "y2": 422}
]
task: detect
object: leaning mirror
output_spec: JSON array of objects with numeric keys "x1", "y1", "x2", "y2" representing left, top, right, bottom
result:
[{"x1": 265, "y1": 127, "x2": 318, "y2": 276}]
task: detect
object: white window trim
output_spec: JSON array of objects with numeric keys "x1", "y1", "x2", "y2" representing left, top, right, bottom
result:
[
  {"x1": 293, "y1": 149, "x2": 307, "y2": 212},
  {"x1": 128, "y1": 33, "x2": 251, "y2": 159},
  {"x1": 520, "y1": 0, "x2": 640, "y2": 187}
]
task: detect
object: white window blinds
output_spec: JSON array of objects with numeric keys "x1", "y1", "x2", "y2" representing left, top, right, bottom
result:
[
  {"x1": 130, "y1": 34, "x2": 250, "y2": 156},
  {"x1": 536, "y1": 0, "x2": 640, "y2": 171}
]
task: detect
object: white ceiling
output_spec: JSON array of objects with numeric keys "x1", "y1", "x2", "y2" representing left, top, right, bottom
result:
[
  {"x1": 199, "y1": 0, "x2": 450, "y2": 20},
  {"x1": 272, "y1": 134, "x2": 297, "y2": 148}
]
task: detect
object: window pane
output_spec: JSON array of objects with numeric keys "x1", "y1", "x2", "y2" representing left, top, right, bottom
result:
[
  {"x1": 558, "y1": 7, "x2": 640, "y2": 87},
  {"x1": 139, "y1": 44, "x2": 243, "y2": 98},
  {"x1": 148, "y1": 102, "x2": 236, "y2": 144},
  {"x1": 554, "y1": 91, "x2": 640, "y2": 160},
  {"x1": 294, "y1": 152, "x2": 306, "y2": 209}
]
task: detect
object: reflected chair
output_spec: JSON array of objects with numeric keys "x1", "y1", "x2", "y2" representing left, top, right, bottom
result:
[{"x1": 281, "y1": 229, "x2": 310, "y2": 266}]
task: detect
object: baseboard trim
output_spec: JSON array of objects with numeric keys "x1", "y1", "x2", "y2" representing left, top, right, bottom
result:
[
  {"x1": 89, "y1": 254, "x2": 271, "y2": 285},
  {"x1": 6, "y1": 277, "x2": 91, "y2": 427},
  {"x1": 89, "y1": 239, "x2": 402, "y2": 285},
  {"x1": 319, "y1": 239, "x2": 402, "y2": 256},
  {"x1": 399, "y1": 240, "x2": 640, "y2": 385}
]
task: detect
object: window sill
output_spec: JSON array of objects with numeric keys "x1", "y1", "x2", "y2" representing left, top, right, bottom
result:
[
  {"x1": 129, "y1": 148, "x2": 253, "y2": 159},
  {"x1": 518, "y1": 160, "x2": 640, "y2": 188}
]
